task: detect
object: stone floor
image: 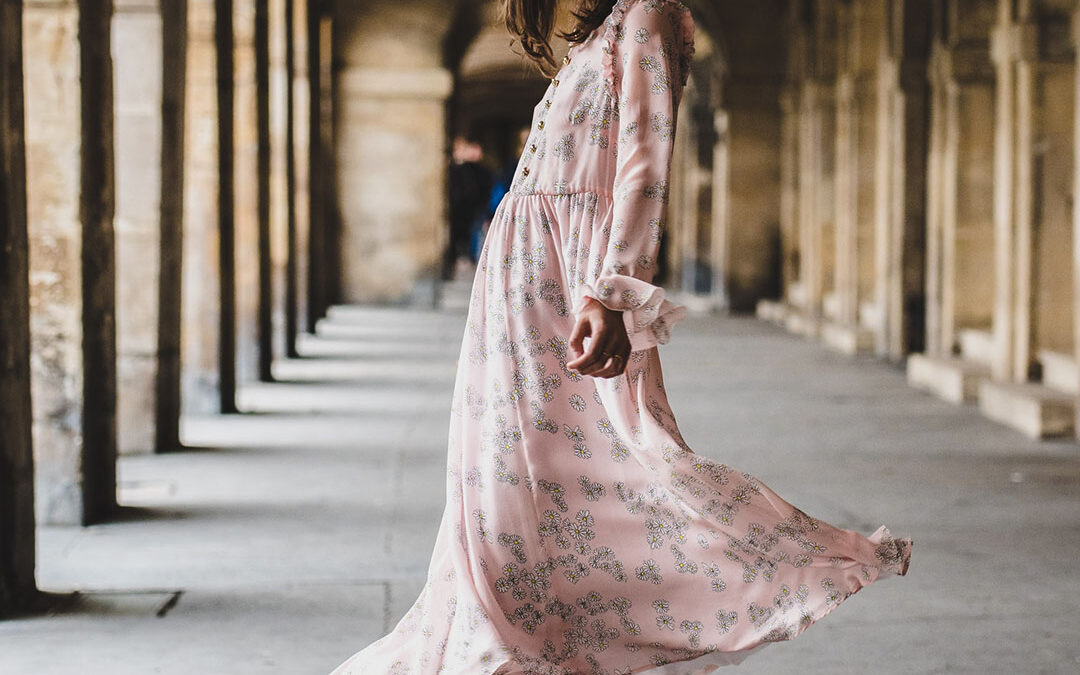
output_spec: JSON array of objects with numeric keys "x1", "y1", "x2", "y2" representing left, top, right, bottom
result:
[{"x1": 3, "y1": 303, "x2": 1080, "y2": 674}]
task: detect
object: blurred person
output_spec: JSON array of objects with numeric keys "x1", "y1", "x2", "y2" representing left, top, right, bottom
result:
[
  {"x1": 445, "y1": 136, "x2": 494, "y2": 279},
  {"x1": 333, "y1": 1, "x2": 911, "y2": 673},
  {"x1": 479, "y1": 127, "x2": 533, "y2": 260}
]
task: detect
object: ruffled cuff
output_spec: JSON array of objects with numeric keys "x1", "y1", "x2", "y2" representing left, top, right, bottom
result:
[{"x1": 572, "y1": 275, "x2": 688, "y2": 352}]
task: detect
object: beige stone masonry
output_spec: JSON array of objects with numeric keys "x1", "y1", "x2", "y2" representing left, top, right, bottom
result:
[
  {"x1": 907, "y1": 353, "x2": 991, "y2": 404},
  {"x1": 113, "y1": 0, "x2": 163, "y2": 455},
  {"x1": 180, "y1": 0, "x2": 222, "y2": 414},
  {"x1": 1039, "y1": 350, "x2": 1079, "y2": 394},
  {"x1": 979, "y1": 379, "x2": 1076, "y2": 438}
]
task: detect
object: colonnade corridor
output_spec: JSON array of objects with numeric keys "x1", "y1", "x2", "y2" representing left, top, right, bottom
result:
[
  {"x1": 0, "y1": 306, "x2": 1077, "y2": 674},
  {"x1": 3, "y1": 0, "x2": 1080, "y2": 672}
]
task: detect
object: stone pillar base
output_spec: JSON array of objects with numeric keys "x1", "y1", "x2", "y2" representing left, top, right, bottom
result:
[
  {"x1": 784, "y1": 311, "x2": 822, "y2": 339},
  {"x1": 755, "y1": 299, "x2": 788, "y2": 325},
  {"x1": 978, "y1": 380, "x2": 1076, "y2": 439},
  {"x1": 907, "y1": 354, "x2": 990, "y2": 404},
  {"x1": 822, "y1": 321, "x2": 876, "y2": 355},
  {"x1": 1038, "y1": 351, "x2": 1078, "y2": 395},
  {"x1": 958, "y1": 328, "x2": 995, "y2": 366}
]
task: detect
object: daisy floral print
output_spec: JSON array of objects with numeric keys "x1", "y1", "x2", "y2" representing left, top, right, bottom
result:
[{"x1": 331, "y1": 2, "x2": 911, "y2": 673}]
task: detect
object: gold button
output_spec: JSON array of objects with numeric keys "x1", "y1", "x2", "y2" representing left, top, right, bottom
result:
[
  {"x1": 537, "y1": 121, "x2": 545, "y2": 130},
  {"x1": 552, "y1": 78, "x2": 560, "y2": 87},
  {"x1": 563, "y1": 55, "x2": 571, "y2": 65},
  {"x1": 545, "y1": 100, "x2": 552, "y2": 109},
  {"x1": 522, "y1": 167, "x2": 530, "y2": 176},
  {"x1": 530, "y1": 144, "x2": 537, "y2": 153}
]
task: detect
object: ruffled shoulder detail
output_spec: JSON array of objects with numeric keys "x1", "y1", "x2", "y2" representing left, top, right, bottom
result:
[{"x1": 601, "y1": 0, "x2": 696, "y2": 98}]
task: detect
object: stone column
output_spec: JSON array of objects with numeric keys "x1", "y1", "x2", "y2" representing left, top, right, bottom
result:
[
  {"x1": 923, "y1": 3, "x2": 997, "y2": 360},
  {"x1": 834, "y1": 65, "x2": 859, "y2": 330},
  {"x1": 334, "y1": 2, "x2": 453, "y2": 304},
  {"x1": 1011, "y1": 19, "x2": 1036, "y2": 384},
  {"x1": 113, "y1": 0, "x2": 163, "y2": 455},
  {"x1": 306, "y1": 0, "x2": 326, "y2": 329},
  {"x1": 828, "y1": 1, "x2": 871, "y2": 354},
  {"x1": 0, "y1": 0, "x2": 38, "y2": 612},
  {"x1": 673, "y1": 81, "x2": 704, "y2": 300},
  {"x1": 710, "y1": 108, "x2": 731, "y2": 308},
  {"x1": 283, "y1": 0, "x2": 301, "y2": 357},
  {"x1": 779, "y1": 87, "x2": 799, "y2": 307},
  {"x1": 336, "y1": 66, "x2": 454, "y2": 304},
  {"x1": 292, "y1": 0, "x2": 310, "y2": 342},
  {"x1": 990, "y1": 3, "x2": 1023, "y2": 382},
  {"x1": 725, "y1": 79, "x2": 784, "y2": 312},
  {"x1": 989, "y1": 3, "x2": 1049, "y2": 383},
  {"x1": 924, "y1": 39, "x2": 950, "y2": 357},
  {"x1": 797, "y1": 79, "x2": 823, "y2": 327},
  {"x1": 80, "y1": 0, "x2": 119, "y2": 522},
  {"x1": 182, "y1": 0, "x2": 222, "y2": 415},
  {"x1": 255, "y1": 0, "x2": 273, "y2": 382},
  {"x1": 1074, "y1": 8, "x2": 1080, "y2": 432},
  {"x1": 80, "y1": 0, "x2": 120, "y2": 523},
  {"x1": 25, "y1": 0, "x2": 119, "y2": 525},
  {"x1": 156, "y1": 0, "x2": 187, "y2": 452},
  {"x1": 873, "y1": 0, "x2": 931, "y2": 360},
  {"x1": 215, "y1": 0, "x2": 237, "y2": 412},
  {"x1": 233, "y1": 0, "x2": 260, "y2": 388}
]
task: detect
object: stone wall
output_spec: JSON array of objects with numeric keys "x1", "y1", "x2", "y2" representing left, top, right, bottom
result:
[
  {"x1": 24, "y1": 0, "x2": 117, "y2": 526},
  {"x1": 113, "y1": 0, "x2": 163, "y2": 454},
  {"x1": 333, "y1": 0, "x2": 456, "y2": 304},
  {"x1": 181, "y1": 0, "x2": 221, "y2": 414}
]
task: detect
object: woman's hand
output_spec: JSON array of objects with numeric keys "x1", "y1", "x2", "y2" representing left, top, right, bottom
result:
[{"x1": 567, "y1": 297, "x2": 631, "y2": 378}]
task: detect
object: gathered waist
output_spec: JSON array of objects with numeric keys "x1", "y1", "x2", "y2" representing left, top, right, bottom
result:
[{"x1": 504, "y1": 187, "x2": 614, "y2": 200}]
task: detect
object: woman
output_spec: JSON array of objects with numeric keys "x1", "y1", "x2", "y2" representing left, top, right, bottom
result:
[{"x1": 331, "y1": 1, "x2": 911, "y2": 672}]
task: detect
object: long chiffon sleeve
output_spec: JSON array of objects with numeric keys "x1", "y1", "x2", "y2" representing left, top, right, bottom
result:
[{"x1": 571, "y1": 0, "x2": 695, "y2": 352}]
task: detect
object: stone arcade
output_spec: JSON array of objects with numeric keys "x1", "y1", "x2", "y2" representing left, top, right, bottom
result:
[{"x1": 2, "y1": 0, "x2": 1079, "y2": 620}]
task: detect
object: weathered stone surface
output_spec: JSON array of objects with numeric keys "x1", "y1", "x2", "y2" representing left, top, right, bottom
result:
[
  {"x1": 24, "y1": 1, "x2": 115, "y2": 526},
  {"x1": 25, "y1": 1, "x2": 86, "y2": 527},
  {"x1": 215, "y1": 0, "x2": 238, "y2": 412},
  {"x1": 78, "y1": 0, "x2": 120, "y2": 524},
  {"x1": 907, "y1": 353, "x2": 991, "y2": 404},
  {"x1": 1040, "y1": 349, "x2": 1079, "y2": 396},
  {"x1": 113, "y1": 0, "x2": 163, "y2": 455},
  {"x1": 156, "y1": 0, "x2": 187, "y2": 453},
  {"x1": 0, "y1": 0, "x2": 38, "y2": 613},
  {"x1": 979, "y1": 379, "x2": 1076, "y2": 439},
  {"x1": 336, "y1": 69, "x2": 452, "y2": 303},
  {"x1": 234, "y1": 0, "x2": 261, "y2": 386},
  {"x1": 179, "y1": 0, "x2": 221, "y2": 415},
  {"x1": 23, "y1": 0, "x2": 119, "y2": 525},
  {"x1": 334, "y1": 1, "x2": 456, "y2": 303}
]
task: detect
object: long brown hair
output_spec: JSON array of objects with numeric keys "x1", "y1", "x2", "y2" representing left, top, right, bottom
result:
[{"x1": 504, "y1": 0, "x2": 617, "y2": 75}]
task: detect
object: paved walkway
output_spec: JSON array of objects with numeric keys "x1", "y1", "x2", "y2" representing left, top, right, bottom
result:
[{"x1": 3, "y1": 305, "x2": 1079, "y2": 674}]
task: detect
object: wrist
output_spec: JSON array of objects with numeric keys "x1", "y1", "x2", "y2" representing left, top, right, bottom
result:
[{"x1": 582, "y1": 295, "x2": 618, "y2": 317}]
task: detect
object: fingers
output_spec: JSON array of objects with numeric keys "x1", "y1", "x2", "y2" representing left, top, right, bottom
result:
[
  {"x1": 591, "y1": 344, "x2": 631, "y2": 379},
  {"x1": 568, "y1": 315, "x2": 590, "y2": 358},
  {"x1": 567, "y1": 336, "x2": 605, "y2": 373},
  {"x1": 569, "y1": 327, "x2": 629, "y2": 378}
]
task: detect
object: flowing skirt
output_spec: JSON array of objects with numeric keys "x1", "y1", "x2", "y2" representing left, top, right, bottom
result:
[{"x1": 331, "y1": 193, "x2": 911, "y2": 675}]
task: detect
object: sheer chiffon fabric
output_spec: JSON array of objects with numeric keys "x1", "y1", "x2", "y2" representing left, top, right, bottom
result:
[{"x1": 331, "y1": 2, "x2": 911, "y2": 673}]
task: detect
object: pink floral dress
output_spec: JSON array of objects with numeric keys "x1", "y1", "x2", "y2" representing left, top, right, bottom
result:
[{"x1": 331, "y1": 1, "x2": 911, "y2": 673}]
